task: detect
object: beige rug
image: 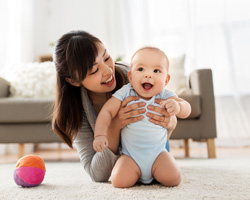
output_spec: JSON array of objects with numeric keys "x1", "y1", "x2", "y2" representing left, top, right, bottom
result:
[{"x1": 0, "y1": 157, "x2": 250, "y2": 200}]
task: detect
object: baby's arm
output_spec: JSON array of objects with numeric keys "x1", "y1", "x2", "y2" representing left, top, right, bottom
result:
[
  {"x1": 160, "y1": 97, "x2": 191, "y2": 119},
  {"x1": 93, "y1": 97, "x2": 122, "y2": 152}
]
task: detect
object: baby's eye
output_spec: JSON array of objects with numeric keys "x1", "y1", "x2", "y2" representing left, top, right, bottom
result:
[
  {"x1": 154, "y1": 69, "x2": 161, "y2": 73},
  {"x1": 138, "y1": 67, "x2": 144, "y2": 71}
]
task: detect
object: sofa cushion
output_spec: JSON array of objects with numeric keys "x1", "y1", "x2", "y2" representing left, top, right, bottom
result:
[
  {"x1": 0, "y1": 94, "x2": 200, "y2": 123},
  {"x1": 179, "y1": 94, "x2": 201, "y2": 119},
  {"x1": 0, "y1": 77, "x2": 10, "y2": 97},
  {"x1": 0, "y1": 98, "x2": 54, "y2": 123}
]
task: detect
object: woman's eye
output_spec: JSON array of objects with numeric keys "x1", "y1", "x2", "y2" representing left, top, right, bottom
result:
[
  {"x1": 105, "y1": 56, "x2": 110, "y2": 62},
  {"x1": 138, "y1": 67, "x2": 144, "y2": 71},
  {"x1": 154, "y1": 69, "x2": 160, "y2": 73},
  {"x1": 90, "y1": 68, "x2": 99, "y2": 75}
]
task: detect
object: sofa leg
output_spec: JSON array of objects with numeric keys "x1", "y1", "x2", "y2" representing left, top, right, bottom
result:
[
  {"x1": 18, "y1": 143, "x2": 25, "y2": 158},
  {"x1": 184, "y1": 139, "x2": 190, "y2": 157},
  {"x1": 206, "y1": 139, "x2": 216, "y2": 158}
]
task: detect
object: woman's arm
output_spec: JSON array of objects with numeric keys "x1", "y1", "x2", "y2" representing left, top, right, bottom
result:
[
  {"x1": 74, "y1": 112, "x2": 118, "y2": 182},
  {"x1": 74, "y1": 97, "x2": 146, "y2": 182}
]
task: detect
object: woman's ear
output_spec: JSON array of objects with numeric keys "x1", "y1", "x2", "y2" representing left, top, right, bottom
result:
[
  {"x1": 165, "y1": 74, "x2": 171, "y2": 85},
  {"x1": 127, "y1": 70, "x2": 132, "y2": 82},
  {"x1": 65, "y1": 77, "x2": 81, "y2": 87}
]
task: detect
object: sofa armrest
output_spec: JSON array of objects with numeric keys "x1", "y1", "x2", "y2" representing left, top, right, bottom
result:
[
  {"x1": 189, "y1": 69, "x2": 217, "y2": 139},
  {"x1": 0, "y1": 77, "x2": 10, "y2": 97}
]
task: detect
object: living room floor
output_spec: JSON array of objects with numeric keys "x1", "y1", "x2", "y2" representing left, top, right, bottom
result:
[{"x1": 1, "y1": 144, "x2": 250, "y2": 164}]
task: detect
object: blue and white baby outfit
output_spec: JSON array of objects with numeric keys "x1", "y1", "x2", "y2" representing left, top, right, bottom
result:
[{"x1": 113, "y1": 83, "x2": 176, "y2": 184}]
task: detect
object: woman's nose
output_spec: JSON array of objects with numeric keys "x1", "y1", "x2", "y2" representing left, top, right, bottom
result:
[{"x1": 103, "y1": 66, "x2": 112, "y2": 76}]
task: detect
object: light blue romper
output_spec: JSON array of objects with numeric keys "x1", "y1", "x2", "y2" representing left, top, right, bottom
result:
[{"x1": 113, "y1": 83, "x2": 176, "y2": 184}]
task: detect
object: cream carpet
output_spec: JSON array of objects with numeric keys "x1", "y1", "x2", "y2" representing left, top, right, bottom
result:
[{"x1": 0, "y1": 157, "x2": 250, "y2": 200}]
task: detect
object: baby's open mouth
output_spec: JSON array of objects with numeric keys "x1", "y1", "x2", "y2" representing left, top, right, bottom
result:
[{"x1": 142, "y1": 83, "x2": 153, "y2": 90}]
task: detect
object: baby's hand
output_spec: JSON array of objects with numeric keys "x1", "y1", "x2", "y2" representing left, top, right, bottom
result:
[
  {"x1": 93, "y1": 135, "x2": 108, "y2": 152},
  {"x1": 160, "y1": 99, "x2": 180, "y2": 116}
]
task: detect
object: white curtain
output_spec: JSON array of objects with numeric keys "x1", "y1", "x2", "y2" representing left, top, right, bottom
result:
[
  {"x1": 106, "y1": 0, "x2": 250, "y2": 146},
  {"x1": 0, "y1": 0, "x2": 34, "y2": 155},
  {"x1": 0, "y1": 0, "x2": 34, "y2": 74}
]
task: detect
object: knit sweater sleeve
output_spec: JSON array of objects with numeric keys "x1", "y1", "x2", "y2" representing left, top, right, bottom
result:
[
  {"x1": 74, "y1": 111, "x2": 119, "y2": 182},
  {"x1": 74, "y1": 63, "x2": 128, "y2": 182}
]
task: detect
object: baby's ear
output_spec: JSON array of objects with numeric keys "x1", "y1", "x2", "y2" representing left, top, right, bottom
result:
[
  {"x1": 65, "y1": 77, "x2": 81, "y2": 87},
  {"x1": 165, "y1": 74, "x2": 170, "y2": 85},
  {"x1": 127, "y1": 70, "x2": 132, "y2": 82}
]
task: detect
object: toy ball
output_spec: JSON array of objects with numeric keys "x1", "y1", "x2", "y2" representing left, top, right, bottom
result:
[{"x1": 14, "y1": 155, "x2": 46, "y2": 187}]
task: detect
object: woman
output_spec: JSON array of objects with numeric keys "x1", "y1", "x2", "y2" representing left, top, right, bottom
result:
[{"x1": 52, "y1": 30, "x2": 177, "y2": 182}]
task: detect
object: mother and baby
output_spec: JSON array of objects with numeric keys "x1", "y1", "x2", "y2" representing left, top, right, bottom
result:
[{"x1": 52, "y1": 30, "x2": 191, "y2": 188}]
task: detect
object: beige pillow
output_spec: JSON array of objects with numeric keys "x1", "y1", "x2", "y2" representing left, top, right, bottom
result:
[
  {"x1": 166, "y1": 54, "x2": 191, "y2": 95},
  {"x1": 3, "y1": 62, "x2": 56, "y2": 98}
]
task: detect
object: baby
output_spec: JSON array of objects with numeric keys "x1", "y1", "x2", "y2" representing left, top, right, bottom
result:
[{"x1": 93, "y1": 46, "x2": 191, "y2": 187}]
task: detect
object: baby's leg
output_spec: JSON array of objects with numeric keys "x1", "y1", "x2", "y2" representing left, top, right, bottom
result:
[
  {"x1": 110, "y1": 154, "x2": 141, "y2": 188},
  {"x1": 152, "y1": 151, "x2": 181, "y2": 186}
]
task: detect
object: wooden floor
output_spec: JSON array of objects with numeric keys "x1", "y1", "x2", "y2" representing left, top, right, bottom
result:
[{"x1": 1, "y1": 145, "x2": 250, "y2": 164}]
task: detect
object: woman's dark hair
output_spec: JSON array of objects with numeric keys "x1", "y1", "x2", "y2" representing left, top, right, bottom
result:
[
  {"x1": 52, "y1": 30, "x2": 101, "y2": 148},
  {"x1": 52, "y1": 30, "x2": 126, "y2": 148}
]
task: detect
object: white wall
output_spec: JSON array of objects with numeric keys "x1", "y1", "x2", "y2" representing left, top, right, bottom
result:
[
  {"x1": 33, "y1": 0, "x2": 50, "y2": 60},
  {"x1": 33, "y1": 0, "x2": 110, "y2": 61}
]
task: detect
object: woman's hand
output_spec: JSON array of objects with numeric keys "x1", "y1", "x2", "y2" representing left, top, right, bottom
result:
[
  {"x1": 146, "y1": 99, "x2": 177, "y2": 139},
  {"x1": 107, "y1": 96, "x2": 146, "y2": 154},
  {"x1": 112, "y1": 96, "x2": 146, "y2": 129}
]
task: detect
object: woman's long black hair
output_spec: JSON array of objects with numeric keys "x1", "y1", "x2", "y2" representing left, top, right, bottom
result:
[
  {"x1": 52, "y1": 30, "x2": 101, "y2": 148},
  {"x1": 52, "y1": 30, "x2": 125, "y2": 148}
]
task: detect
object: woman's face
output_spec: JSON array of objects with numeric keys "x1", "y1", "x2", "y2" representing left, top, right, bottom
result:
[{"x1": 81, "y1": 44, "x2": 116, "y2": 93}]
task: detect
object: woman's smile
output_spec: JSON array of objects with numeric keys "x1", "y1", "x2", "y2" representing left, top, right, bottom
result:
[{"x1": 102, "y1": 75, "x2": 115, "y2": 87}]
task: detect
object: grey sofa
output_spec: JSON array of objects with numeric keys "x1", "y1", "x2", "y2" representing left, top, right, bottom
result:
[
  {"x1": 171, "y1": 69, "x2": 217, "y2": 158},
  {"x1": 0, "y1": 77, "x2": 61, "y2": 158},
  {"x1": 0, "y1": 68, "x2": 217, "y2": 158}
]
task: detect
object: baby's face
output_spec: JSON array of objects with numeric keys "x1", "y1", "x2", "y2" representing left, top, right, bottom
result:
[{"x1": 128, "y1": 49, "x2": 170, "y2": 100}]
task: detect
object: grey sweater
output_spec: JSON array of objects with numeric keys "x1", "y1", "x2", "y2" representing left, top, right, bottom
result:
[{"x1": 74, "y1": 63, "x2": 129, "y2": 182}]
